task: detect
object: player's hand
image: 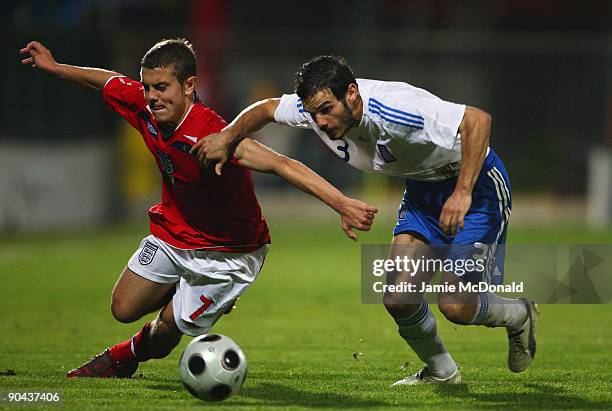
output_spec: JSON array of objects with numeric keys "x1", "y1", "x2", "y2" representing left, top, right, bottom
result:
[
  {"x1": 19, "y1": 41, "x2": 59, "y2": 73},
  {"x1": 190, "y1": 130, "x2": 235, "y2": 175},
  {"x1": 439, "y1": 189, "x2": 472, "y2": 237},
  {"x1": 339, "y1": 198, "x2": 378, "y2": 241}
]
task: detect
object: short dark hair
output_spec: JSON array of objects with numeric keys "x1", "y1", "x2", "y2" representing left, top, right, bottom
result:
[
  {"x1": 141, "y1": 38, "x2": 196, "y2": 84},
  {"x1": 294, "y1": 55, "x2": 356, "y2": 102}
]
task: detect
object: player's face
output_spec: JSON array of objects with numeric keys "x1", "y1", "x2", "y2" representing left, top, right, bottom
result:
[
  {"x1": 140, "y1": 66, "x2": 192, "y2": 125},
  {"x1": 303, "y1": 87, "x2": 360, "y2": 140}
]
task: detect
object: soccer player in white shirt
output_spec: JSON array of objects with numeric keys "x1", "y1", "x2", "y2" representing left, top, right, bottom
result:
[{"x1": 191, "y1": 56, "x2": 539, "y2": 385}]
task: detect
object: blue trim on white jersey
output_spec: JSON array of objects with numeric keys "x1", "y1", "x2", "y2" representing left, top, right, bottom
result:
[
  {"x1": 369, "y1": 98, "x2": 425, "y2": 122},
  {"x1": 368, "y1": 98, "x2": 424, "y2": 129},
  {"x1": 369, "y1": 107, "x2": 424, "y2": 129},
  {"x1": 297, "y1": 99, "x2": 305, "y2": 113}
]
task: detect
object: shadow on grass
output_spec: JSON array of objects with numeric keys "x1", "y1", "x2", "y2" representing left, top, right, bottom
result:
[
  {"x1": 238, "y1": 382, "x2": 389, "y2": 408},
  {"x1": 146, "y1": 381, "x2": 390, "y2": 408},
  {"x1": 146, "y1": 383, "x2": 182, "y2": 392},
  {"x1": 436, "y1": 382, "x2": 612, "y2": 409},
  {"x1": 144, "y1": 377, "x2": 612, "y2": 409}
]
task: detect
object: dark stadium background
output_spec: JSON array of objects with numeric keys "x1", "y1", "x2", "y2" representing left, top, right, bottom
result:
[{"x1": 2, "y1": 1, "x2": 610, "y2": 232}]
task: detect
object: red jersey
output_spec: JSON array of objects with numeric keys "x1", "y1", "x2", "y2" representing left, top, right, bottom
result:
[{"x1": 102, "y1": 76, "x2": 270, "y2": 252}]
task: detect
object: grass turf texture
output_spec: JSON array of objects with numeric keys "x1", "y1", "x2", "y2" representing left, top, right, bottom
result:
[{"x1": 1, "y1": 219, "x2": 611, "y2": 410}]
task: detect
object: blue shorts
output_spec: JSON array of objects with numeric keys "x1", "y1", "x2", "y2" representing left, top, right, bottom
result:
[{"x1": 394, "y1": 149, "x2": 511, "y2": 284}]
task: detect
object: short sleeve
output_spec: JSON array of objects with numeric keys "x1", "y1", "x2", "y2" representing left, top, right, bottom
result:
[
  {"x1": 102, "y1": 76, "x2": 147, "y2": 130},
  {"x1": 203, "y1": 111, "x2": 227, "y2": 135},
  {"x1": 273, "y1": 94, "x2": 312, "y2": 128},
  {"x1": 427, "y1": 99, "x2": 466, "y2": 150}
]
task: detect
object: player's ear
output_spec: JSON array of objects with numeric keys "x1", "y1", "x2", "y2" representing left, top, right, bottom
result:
[
  {"x1": 345, "y1": 83, "x2": 359, "y2": 106},
  {"x1": 183, "y1": 76, "x2": 196, "y2": 96}
]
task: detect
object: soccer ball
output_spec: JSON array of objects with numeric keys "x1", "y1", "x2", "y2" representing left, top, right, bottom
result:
[{"x1": 179, "y1": 334, "x2": 247, "y2": 401}]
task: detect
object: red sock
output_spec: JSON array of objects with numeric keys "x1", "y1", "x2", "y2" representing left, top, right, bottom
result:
[{"x1": 108, "y1": 322, "x2": 152, "y2": 363}]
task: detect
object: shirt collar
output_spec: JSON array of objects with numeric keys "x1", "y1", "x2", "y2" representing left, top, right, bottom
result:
[{"x1": 356, "y1": 78, "x2": 368, "y2": 127}]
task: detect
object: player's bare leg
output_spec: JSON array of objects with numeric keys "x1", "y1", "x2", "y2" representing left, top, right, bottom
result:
[
  {"x1": 437, "y1": 271, "x2": 479, "y2": 325},
  {"x1": 110, "y1": 267, "x2": 177, "y2": 323},
  {"x1": 384, "y1": 234, "x2": 461, "y2": 386},
  {"x1": 438, "y1": 271, "x2": 538, "y2": 373},
  {"x1": 67, "y1": 268, "x2": 180, "y2": 378}
]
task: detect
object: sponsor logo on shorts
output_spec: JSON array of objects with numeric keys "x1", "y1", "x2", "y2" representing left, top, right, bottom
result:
[{"x1": 139, "y1": 241, "x2": 159, "y2": 265}]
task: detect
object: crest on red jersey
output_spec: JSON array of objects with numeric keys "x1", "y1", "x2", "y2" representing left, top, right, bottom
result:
[{"x1": 157, "y1": 150, "x2": 174, "y2": 174}]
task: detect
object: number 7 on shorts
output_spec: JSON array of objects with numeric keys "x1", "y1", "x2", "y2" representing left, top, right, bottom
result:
[{"x1": 189, "y1": 295, "x2": 214, "y2": 320}]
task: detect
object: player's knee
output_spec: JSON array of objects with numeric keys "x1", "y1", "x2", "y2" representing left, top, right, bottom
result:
[
  {"x1": 438, "y1": 302, "x2": 471, "y2": 325},
  {"x1": 383, "y1": 296, "x2": 421, "y2": 318},
  {"x1": 110, "y1": 297, "x2": 142, "y2": 324},
  {"x1": 384, "y1": 289, "x2": 423, "y2": 310}
]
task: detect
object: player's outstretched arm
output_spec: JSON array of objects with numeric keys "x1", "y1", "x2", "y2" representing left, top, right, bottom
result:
[
  {"x1": 191, "y1": 98, "x2": 281, "y2": 175},
  {"x1": 234, "y1": 138, "x2": 378, "y2": 241},
  {"x1": 19, "y1": 41, "x2": 119, "y2": 91},
  {"x1": 439, "y1": 106, "x2": 491, "y2": 236}
]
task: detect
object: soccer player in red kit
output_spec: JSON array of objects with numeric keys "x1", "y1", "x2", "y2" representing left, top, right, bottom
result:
[{"x1": 19, "y1": 39, "x2": 377, "y2": 378}]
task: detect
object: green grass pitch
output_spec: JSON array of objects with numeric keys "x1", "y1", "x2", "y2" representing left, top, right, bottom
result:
[{"x1": 1, "y1": 219, "x2": 611, "y2": 410}]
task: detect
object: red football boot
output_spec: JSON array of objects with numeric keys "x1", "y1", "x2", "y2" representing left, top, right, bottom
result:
[{"x1": 66, "y1": 349, "x2": 138, "y2": 378}]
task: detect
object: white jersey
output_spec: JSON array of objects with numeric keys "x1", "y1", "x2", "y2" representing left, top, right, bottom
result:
[{"x1": 274, "y1": 78, "x2": 469, "y2": 181}]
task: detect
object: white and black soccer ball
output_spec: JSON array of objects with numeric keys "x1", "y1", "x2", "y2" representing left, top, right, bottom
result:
[{"x1": 179, "y1": 334, "x2": 247, "y2": 402}]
